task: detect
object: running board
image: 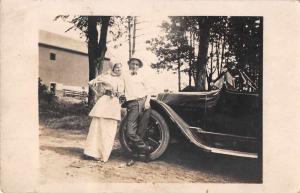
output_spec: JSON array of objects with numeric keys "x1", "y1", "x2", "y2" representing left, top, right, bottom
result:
[
  {"x1": 189, "y1": 126, "x2": 258, "y2": 158},
  {"x1": 189, "y1": 127, "x2": 257, "y2": 141},
  {"x1": 209, "y1": 147, "x2": 258, "y2": 158}
]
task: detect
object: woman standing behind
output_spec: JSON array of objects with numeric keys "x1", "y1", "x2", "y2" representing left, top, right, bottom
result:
[{"x1": 83, "y1": 63, "x2": 125, "y2": 162}]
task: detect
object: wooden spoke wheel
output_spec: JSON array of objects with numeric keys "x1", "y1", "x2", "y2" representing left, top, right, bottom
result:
[{"x1": 119, "y1": 109, "x2": 170, "y2": 160}]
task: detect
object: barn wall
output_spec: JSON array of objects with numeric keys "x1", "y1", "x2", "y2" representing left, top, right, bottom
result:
[
  {"x1": 39, "y1": 44, "x2": 113, "y2": 91},
  {"x1": 39, "y1": 45, "x2": 89, "y2": 88}
]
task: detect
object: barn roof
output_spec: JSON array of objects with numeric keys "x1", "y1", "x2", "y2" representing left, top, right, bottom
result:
[
  {"x1": 39, "y1": 30, "x2": 117, "y2": 60},
  {"x1": 39, "y1": 30, "x2": 88, "y2": 54}
]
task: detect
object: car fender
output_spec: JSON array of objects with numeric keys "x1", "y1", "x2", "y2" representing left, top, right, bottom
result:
[
  {"x1": 150, "y1": 99, "x2": 259, "y2": 158},
  {"x1": 149, "y1": 99, "x2": 210, "y2": 150}
]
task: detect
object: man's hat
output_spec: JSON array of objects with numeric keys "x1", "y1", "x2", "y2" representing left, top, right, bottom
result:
[{"x1": 127, "y1": 58, "x2": 143, "y2": 68}]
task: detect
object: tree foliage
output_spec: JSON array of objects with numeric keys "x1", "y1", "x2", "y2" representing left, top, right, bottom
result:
[
  {"x1": 226, "y1": 17, "x2": 262, "y2": 91},
  {"x1": 146, "y1": 17, "x2": 193, "y2": 91},
  {"x1": 147, "y1": 16, "x2": 262, "y2": 92}
]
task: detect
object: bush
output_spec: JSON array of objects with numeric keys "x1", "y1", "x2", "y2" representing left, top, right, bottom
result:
[
  {"x1": 39, "y1": 78, "x2": 90, "y2": 117},
  {"x1": 39, "y1": 78, "x2": 91, "y2": 130},
  {"x1": 38, "y1": 78, "x2": 56, "y2": 104}
]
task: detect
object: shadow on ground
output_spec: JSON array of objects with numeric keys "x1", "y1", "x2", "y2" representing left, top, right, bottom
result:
[
  {"x1": 157, "y1": 142, "x2": 262, "y2": 183},
  {"x1": 41, "y1": 140, "x2": 262, "y2": 183},
  {"x1": 40, "y1": 145, "x2": 84, "y2": 158}
]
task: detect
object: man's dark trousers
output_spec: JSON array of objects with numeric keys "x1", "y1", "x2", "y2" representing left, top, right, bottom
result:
[{"x1": 125, "y1": 99, "x2": 147, "y2": 150}]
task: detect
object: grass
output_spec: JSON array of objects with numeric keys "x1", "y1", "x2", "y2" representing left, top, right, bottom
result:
[{"x1": 39, "y1": 96, "x2": 91, "y2": 131}]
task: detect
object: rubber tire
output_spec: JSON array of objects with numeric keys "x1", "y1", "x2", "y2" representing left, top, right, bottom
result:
[{"x1": 119, "y1": 109, "x2": 170, "y2": 160}]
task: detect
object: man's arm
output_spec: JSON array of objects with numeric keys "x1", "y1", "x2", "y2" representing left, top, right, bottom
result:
[{"x1": 140, "y1": 78, "x2": 155, "y2": 109}]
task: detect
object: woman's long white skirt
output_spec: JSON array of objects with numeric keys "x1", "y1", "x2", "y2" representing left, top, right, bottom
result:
[{"x1": 83, "y1": 117, "x2": 117, "y2": 162}]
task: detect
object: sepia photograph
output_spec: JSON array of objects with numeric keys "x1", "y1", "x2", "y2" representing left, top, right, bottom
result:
[
  {"x1": 38, "y1": 15, "x2": 262, "y2": 183},
  {"x1": 1, "y1": 0, "x2": 300, "y2": 193}
]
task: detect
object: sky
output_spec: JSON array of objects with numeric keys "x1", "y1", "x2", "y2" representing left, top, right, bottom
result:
[{"x1": 39, "y1": 15, "x2": 190, "y2": 92}]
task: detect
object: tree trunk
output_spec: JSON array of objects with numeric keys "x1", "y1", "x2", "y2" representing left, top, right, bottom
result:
[
  {"x1": 188, "y1": 60, "x2": 192, "y2": 87},
  {"x1": 188, "y1": 31, "x2": 193, "y2": 87},
  {"x1": 207, "y1": 41, "x2": 214, "y2": 90},
  {"x1": 178, "y1": 58, "x2": 181, "y2": 92},
  {"x1": 97, "y1": 16, "x2": 110, "y2": 75},
  {"x1": 216, "y1": 37, "x2": 220, "y2": 76},
  {"x1": 195, "y1": 17, "x2": 210, "y2": 91},
  {"x1": 128, "y1": 16, "x2": 132, "y2": 60},
  {"x1": 220, "y1": 35, "x2": 226, "y2": 74},
  {"x1": 87, "y1": 16, "x2": 98, "y2": 106},
  {"x1": 192, "y1": 32, "x2": 197, "y2": 87},
  {"x1": 132, "y1": 16, "x2": 137, "y2": 56},
  {"x1": 87, "y1": 16, "x2": 110, "y2": 106}
]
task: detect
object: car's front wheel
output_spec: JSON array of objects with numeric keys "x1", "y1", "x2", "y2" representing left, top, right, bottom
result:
[{"x1": 119, "y1": 109, "x2": 170, "y2": 160}]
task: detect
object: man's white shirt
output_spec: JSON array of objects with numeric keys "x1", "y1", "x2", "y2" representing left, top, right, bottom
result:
[{"x1": 123, "y1": 71, "x2": 151, "y2": 101}]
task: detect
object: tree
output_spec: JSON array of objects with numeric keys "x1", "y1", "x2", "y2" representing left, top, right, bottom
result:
[
  {"x1": 54, "y1": 15, "x2": 126, "y2": 105},
  {"x1": 206, "y1": 17, "x2": 231, "y2": 90},
  {"x1": 147, "y1": 16, "x2": 216, "y2": 91},
  {"x1": 147, "y1": 16, "x2": 262, "y2": 92},
  {"x1": 146, "y1": 17, "x2": 193, "y2": 91},
  {"x1": 194, "y1": 17, "x2": 213, "y2": 91},
  {"x1": 226, "y1": 17, "x2": 262, "y2": 91},
  {"x1": 205, "y1": 16, "x2": 262, "y2": 92},
  {"x1": 127, "y1": 16, "x2": 138, "y2": 59}
]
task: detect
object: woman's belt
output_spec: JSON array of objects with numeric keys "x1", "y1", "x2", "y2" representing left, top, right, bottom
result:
[
  {"x1": 104, "y1": 90, "x2": 118, "y2": 97},
  {"x1": 121, "y1": 96, "x2": 146, "y2": 108}
]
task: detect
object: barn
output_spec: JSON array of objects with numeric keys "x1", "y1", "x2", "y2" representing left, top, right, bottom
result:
[{"x1": 38, "y1": 30, "x2": 112, "y2": 97}]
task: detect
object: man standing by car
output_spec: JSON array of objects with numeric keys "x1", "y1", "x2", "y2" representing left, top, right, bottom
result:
[{"x1": 122, "y1": 57, "x2": 152, "y2": 166}]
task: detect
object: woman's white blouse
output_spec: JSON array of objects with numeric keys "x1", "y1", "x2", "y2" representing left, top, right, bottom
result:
[{"x1": 88, "y1": 74, "x2": 125, "y2": 120}]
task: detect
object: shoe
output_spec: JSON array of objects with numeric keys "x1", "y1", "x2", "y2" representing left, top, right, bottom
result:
[
  {"x1": 138, "y1": 154, "x2": 150, "y2": 162},
  {"x1": 132, "y1": 152, "x2": 139, "y2": 159},
  {"x1": 126, "y1": 159, "x2": 135, "y2": 166},
  {"x1": 138, "y1": 145, "x2": 153, "y2": 155},
  {"x1": 82, "y1": 154, "x2": 100, "y2": 161}
]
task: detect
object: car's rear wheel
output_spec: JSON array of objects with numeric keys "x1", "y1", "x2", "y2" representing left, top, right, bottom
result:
[{"x1": 119, "y1": 109, "x2": 170, "y2": 160}]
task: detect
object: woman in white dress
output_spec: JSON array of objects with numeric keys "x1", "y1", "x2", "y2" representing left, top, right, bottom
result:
[{"x1": 83, "y1": 63, "x2": 125, "y2": 162}]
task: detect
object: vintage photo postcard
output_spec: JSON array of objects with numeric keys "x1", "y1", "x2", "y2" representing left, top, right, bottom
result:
[{"x1": 1, "y1": 0, "x2": 300, "y2": 193}]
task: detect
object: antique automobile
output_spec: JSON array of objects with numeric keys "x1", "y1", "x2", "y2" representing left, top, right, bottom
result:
[{"x1": 119, "y1": 72, "x2": 262, "y2": 161}]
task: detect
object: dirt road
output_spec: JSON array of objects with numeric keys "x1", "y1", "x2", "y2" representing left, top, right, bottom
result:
[{"x1": 39, "y1": 125, "x2": 261, "y2": 183}]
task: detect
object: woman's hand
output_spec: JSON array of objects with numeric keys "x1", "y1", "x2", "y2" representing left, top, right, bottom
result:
[{"x1": 89, "y1": 84, "x2": 97, "y2": 94}]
